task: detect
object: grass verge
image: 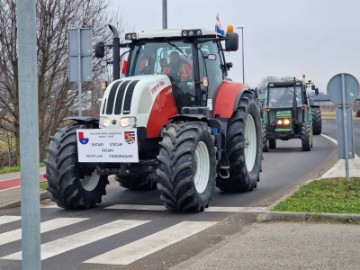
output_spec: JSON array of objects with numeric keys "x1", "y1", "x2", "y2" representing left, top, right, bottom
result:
[
  {"x1": 0, "y1": 166, "x2": 21, "y2": 174},
  {"x1": 272, "y1": 177, "x2": 360, "y2": 214},
  {"x1": 0, "y1": 162, "x2": 45, "y2": 175},
  {"x1": 40, "y1": 181, "x2": 48, "y2": 190}
]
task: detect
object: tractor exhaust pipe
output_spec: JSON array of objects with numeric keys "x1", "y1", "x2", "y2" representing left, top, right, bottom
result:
[{"x1": 109, "y1": 24, "x2": 120, "y2": 81}]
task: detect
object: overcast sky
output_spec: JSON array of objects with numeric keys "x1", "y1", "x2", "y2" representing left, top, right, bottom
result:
[{"x1": 108, "y1": 0, "x2": 360, "y2": 93}]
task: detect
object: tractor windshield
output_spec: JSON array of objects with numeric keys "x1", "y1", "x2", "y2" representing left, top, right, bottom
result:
[
  {"x1": 268, "y1": 86, "x2": 303, "y2": 108},
  {"x1": 128, "y1": 41, "x2": 193, "y2": 79},
  {"x1": 128, "y1": 41, "x2": 196, "y2": 108}
]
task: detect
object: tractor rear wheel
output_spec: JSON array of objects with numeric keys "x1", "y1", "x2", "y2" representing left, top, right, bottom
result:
[
  {"x1": 301, "y1": 123, "x2": 312, "y2": 151},
  {"x1": 44, "y1": 124, "x2": 108, "y2": 209},
  {"x1": 312, "y1": 107, "x2": 322, "y2": 135},
  {"x1": 216, "y1": 93, "x2": 262, "y2": 192},
  {"x1": 156, "y1": 121, "x2": 216, "y2": 212},
  {"x1": 269, "y1": 138, "x2": 276, "y2": 149},
  {"x1": 115, "y1": 173, "x2": 157, "y2": 191}
]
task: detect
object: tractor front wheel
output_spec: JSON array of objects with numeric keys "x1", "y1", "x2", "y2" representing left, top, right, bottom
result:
[
  {"x1": 312, "y1": 107, "x2": 322, "y2": 135},
  {"x1": 269, "y1": 138, "x2": 276, "y2": 149},
  {"x1": 156, "y1": 121, "x2": 216, "y2": 212},
  {"x1": 262, "y1": 125, "x2": 269, "y2": 152},
  {"x1": 301, "y1": 123, "x2": 312, "y2": 151},
  {"x1": 216, "y1": 93, "x2": 262, "y2": 192},
  {"x1": 44, "y1": 124, "x2": 108, "y2": 209}
]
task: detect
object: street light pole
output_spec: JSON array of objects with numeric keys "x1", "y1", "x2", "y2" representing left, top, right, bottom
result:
[
  {"x1": 237, "y1": 27, "x2": 245, "y2": 84},
  {"x1": 162, "y1": 0, "x2": 167, "y2": 29}
]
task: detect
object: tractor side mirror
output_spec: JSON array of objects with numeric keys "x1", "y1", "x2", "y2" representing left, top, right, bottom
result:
[
  {"x1": 225, "y1": 32, "x2": 239, "y2": 51},
  {"x1": 95, "y1": 41, "x2": 105, "y2": 58},
  {"x1": 226, "y1": 62, "x2": 233, "y2": 70}
]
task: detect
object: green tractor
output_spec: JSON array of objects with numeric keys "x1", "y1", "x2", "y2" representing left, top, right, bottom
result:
[{"x1": 262, "y1": 78, "x2": 319, "y2": 152}]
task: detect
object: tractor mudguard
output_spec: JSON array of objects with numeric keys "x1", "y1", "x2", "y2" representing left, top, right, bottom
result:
[{"x1": 213, "y1": 80, "x2": 247, "y2": 118}]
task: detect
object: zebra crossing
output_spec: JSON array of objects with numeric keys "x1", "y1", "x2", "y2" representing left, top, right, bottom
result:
[
  {"x1": 0, "y1": 213, "x2": 216, "y2": 266},
  {"x1": 0, "y1": 205, "x2": 264, "y2": 266},
  {"x1": 84, "y1": 221, "x2": 216, "y2": 265}
]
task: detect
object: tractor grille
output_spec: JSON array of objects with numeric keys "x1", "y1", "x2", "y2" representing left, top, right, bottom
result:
[
  {"x1": 103, "y1": 79, "x2": 139, "y2": 115},
  {"x1": 269, "y1": 109, "x2": 304, "y2": 124}
]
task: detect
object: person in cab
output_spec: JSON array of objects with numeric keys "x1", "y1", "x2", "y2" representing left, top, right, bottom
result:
[{"x1": 164, "y1": 51, "x2": 192, "y2": 82}]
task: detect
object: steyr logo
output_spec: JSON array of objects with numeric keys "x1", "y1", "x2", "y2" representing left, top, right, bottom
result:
[{"x1": 78, "y1": 131, "x2": 89, "y2": 144}]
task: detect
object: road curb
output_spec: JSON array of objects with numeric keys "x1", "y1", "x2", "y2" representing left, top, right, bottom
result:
[
  {"x1": 0, "y1": 190, "x2": 51, "y2": 210},
  {"x1": 257, "y1": 211, "x2": 360, "y2": 223}
]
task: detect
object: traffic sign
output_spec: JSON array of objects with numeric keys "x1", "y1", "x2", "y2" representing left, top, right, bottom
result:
[
  {"x1": 68, "y1": 28, "x2": 92, "y2": 82},
  {"x1": 327, "y1": 73, "x2": 359, "y2": 182},
  {"x1": 327, "y1": 73, "x2": 359, "y2": 105},
  {"x1": 68, "y1": 28, "x2": 92, "y2": 117}
]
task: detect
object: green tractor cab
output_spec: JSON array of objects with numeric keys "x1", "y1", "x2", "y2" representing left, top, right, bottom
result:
[{"x1": 262, "y1": 78, "x2": 318, "y2": 152}]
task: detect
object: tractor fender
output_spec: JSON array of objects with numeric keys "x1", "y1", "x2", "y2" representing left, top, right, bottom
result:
[
  {"x1": 233, "y1": 89, "x2": 257, "y2": 111},
  {"x1": 213, "y1": 80, "x2": 247, "y2": 118},
  {"x1": 63, "y1": 116, "x2": 99, "y2": 126}
]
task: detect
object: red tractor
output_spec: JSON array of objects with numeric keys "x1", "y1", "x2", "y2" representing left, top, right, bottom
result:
[{"x1": 45, "y1": 25, "x2": 263, "y2": 212}]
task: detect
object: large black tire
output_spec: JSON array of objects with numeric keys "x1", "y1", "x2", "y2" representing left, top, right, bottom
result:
[
  {"x1": 312, "y1": 107, "x2": 322, "y2": 135},
  {"x1": 44, "y1": 124, "x2": 108, "y2": 209},
  {"x1": 269, "y1": 138, "x2": 276, "y2": 149},
  {"x1": 301, "y1": 123, "x2": 312, "y2": 151},
  {"x1": 115, "y1": 173, "x2": 157, "y2": 191},
  {"x1": 216, "y1": 93, "x2": 262, "y2": 192},
  {"x1": 262, "y1": 124, "x2": 269, "y2": 152},
  {"x1": 156, "y1": 121, "x2": 216, "y2": 212}
]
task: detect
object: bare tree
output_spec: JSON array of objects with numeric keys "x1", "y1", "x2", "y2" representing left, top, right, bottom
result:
[{"x1": 0, "y1": 0, "x2": 125, "y2": 163}]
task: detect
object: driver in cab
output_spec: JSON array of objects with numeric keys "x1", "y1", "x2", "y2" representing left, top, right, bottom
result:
[
  {"x1": 277, "y1": 88, "x2": 293, "y2": 107},
  {"x1": 163, "y1": 51, "x2": 192, "y2": 82}
]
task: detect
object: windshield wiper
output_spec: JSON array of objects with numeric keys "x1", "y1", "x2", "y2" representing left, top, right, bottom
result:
[{"x1": 164, "y1": 39, "x2": 185, "y2": 56}]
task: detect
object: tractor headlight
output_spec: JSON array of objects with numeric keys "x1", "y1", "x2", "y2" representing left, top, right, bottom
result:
[
  {"x1": 119, "y1": 117, "x2": 136, "y2": 128},
  {"x1": 100, "y1": 116, "x2": 110, "y2": 127},
  {"x1": 277, "y1": 118, "x2": 290, "y2": 126}
]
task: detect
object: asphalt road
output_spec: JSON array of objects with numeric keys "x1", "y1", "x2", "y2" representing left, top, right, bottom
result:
[
  {"x1": 322, "y1": 118, "x2": 360, "y2": 156},
  {"x1": 0, "y1": 120, "x2": 343, "y2": 269}
]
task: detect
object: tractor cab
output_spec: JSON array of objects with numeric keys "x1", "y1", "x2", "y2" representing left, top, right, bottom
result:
[
  {"x1": 268, "y1": 85, "x2": 304, "y2": 109},
  {"x1": 120, "y1": 28, "x2": 238, "y2": 112},
  {"x1": 265, "y1": 80, "x2": 307, "y2": 134},
  {"x1": 262, "y1": 79, "x2": 315, "y2": 151}
]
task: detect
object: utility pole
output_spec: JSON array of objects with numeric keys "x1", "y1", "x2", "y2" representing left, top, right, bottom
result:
[
  {"x1": 162, "y1": 0, "x2": 168, "y2": 29},
  {"x1": 16, "y1": 0, "x2": 41, "y2": 269}
]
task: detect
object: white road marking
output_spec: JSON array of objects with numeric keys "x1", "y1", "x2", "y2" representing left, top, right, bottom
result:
[
  {"x1": 320, "y1": 134, "x2": 337, "y2": 145},
  {"x1": 105, "y1": 204, "x2": 165, "y2": 211},
  {"x1": 84, "y1": 221, "x2": 216, "y2": 265},
  {"x1": 2, "y1": 219, "x2": 149, "y2": 260},
  {"x1": 0, "y1": 217, "x2": 87, "y2": 246},
  {"x1": 105, "y1": 204, "x2": 266, "y2": 213},
  {"x1": 0, "y1": 215, "x2": 21, "y2": 225},
  {"x1": 40, "y1": 204, "x2": 60, "y2": 208}
]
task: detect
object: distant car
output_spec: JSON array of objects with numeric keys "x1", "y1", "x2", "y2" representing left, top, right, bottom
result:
[{"x1": 356, "y1": 109, "x2": 360, "y2": 118}]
